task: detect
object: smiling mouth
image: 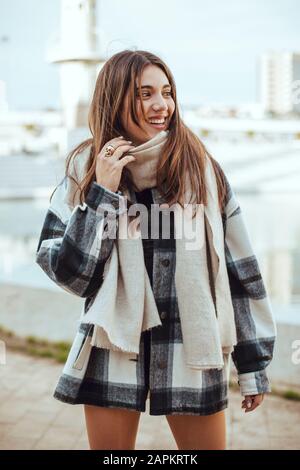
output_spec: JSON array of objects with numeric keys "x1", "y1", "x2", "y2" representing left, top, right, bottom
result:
[{"x1": 147, "y1": 118, "x2": 168, "y2": 129}]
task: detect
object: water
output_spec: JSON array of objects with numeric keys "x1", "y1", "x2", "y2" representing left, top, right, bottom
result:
[
  {"x1": 0, "y1": 151, "x2": 64, "y2": 290},
  {"x1": 0, "y1": 197, "x2": 60, "y2": 290}
]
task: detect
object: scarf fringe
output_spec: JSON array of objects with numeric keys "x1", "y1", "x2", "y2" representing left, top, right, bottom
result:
[
  {"x1": 187, "y1": 363, "x2": 224, "y2": 371},
  {"x1": 90, "y1": 324, "x2": 140, "y2": 355}
]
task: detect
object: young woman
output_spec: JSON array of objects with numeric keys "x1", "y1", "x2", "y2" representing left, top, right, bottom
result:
[{"x1": 36, "y1": 49, "x2": 276, "y2": 450}]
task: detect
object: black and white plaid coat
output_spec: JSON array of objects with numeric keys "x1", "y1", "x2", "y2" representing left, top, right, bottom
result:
[{"x1": 35, "y1": 161, "x2": 277, "y2": 416}]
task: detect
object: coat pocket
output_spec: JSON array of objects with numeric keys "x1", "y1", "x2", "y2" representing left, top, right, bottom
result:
[{"x1": 72, "y1": 324, "x2": 94, "y2": 370}]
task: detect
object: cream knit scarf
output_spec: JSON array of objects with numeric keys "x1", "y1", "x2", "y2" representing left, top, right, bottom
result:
[{"x1": 65, "y1": 131, "x2": 237, "y2": 371}]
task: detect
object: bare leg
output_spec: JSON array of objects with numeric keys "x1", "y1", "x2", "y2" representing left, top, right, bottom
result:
[
  {"x1": 84, "y1": 405, "x2": 141, "y2": 450},
  {"x1": 166, "y1": 409, "x2": 226, "y2": 450}
]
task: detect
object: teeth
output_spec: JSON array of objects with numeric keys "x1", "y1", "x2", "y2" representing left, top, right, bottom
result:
[{"x1": 149, "y1": 119, "x2": 165, "y2": 124}]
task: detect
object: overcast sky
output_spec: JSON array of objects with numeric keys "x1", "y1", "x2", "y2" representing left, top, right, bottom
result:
[{"x1": 0, "y1": 0, "x2": 299, "y2": 110}]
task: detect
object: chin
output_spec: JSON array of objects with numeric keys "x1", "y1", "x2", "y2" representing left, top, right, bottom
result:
[
  {"x1": 145, "y1": 126, "x2": 164, "y2": 137},
  {"x1": 134, "y1": 125, "x2": 163, "y2": 144}
]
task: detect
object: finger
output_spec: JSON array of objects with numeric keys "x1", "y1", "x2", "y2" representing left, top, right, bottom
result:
[
  {"x1": 244, "y1": 396, "x2": 262, "y2": 412},
  {"x1": 109, "y1": 137, "x2": 133, "y2": 149},
  {"x1": 244, "y1": 401, "x2": 253, "y2": 410},
  {"x1": 244, "y1": 402, "x2": 255, "y2": 412},
  {"x1": 112, "y1": 145, "x2": 136, "y2": 161},
  {"x1": 111, "y1": 139, "x2": 132, "y2": 149},
  {"x1": 242, "y1": 397, "x2": 253, "y2": 410},
  {"x1": 108, "y1": 136, "x2": 126, "y2": 145},
  {"x1": 101, "y1": 144, "x2": 134, "y2": 161},
  {"x1": 118, "y1": 155, "x2": 136, "y2": 167},
  {"x1": 243, "y1": 395, "x2": 254, "y2": 402},
  {"x1": 245, "y1": 402, "x2": 259, "y2": 412},
  {"x1": 101, "y1": 139, "x2": 132, "y2": 158}
]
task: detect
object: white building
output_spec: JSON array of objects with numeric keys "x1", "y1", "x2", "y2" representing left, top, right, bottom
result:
[
  {"x1": 259, "y1": 51, "x2": 300, "y2": 116},
  {"x1": 47, "y1": 0, "x2": 105, "y2": 141},
  {"x1": 0, "y1": 80, "x2": 8, "y2": 113}
]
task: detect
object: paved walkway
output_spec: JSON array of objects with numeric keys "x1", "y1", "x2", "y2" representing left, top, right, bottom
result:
[{"x1": 0, "y1": 350, "x2": 300, "y2": 450}]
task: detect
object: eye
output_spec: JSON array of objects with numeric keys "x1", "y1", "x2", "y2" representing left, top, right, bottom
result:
[{"x1": 136, "y1": 91, "x2": 172, "y2": 98}]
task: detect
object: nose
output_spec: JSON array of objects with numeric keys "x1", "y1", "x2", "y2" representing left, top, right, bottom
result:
[{"x1": 152, "y1": 95, "x2": 168, "y2": 112}]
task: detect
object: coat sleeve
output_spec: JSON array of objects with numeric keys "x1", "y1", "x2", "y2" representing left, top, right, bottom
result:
[
  {"x1": 220, "y1": 164, "x2": 277, "y2": 396},
  {"x1": 35, "y1": 176, "x2": 126, "y2": 298}
]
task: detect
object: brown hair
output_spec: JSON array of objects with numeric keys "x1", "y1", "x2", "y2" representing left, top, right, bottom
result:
[{"x1": 53, "y1": 49, "x2": 227, "y2": 215}]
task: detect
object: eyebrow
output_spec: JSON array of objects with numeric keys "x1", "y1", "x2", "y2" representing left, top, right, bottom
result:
[{"x1": 136, "y1": 84, "x2": 171, "y2": 90}]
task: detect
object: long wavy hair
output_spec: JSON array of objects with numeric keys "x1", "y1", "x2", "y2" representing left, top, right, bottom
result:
[{"x1": 53, "y1": 49, "x2": 227, "y2": 215}]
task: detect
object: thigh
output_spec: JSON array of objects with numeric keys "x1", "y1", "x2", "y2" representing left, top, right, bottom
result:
[
  {"x1": 84, "y1": 405, "x2": 141, "y2": 450},
  {"x1": 166, "y1": 410, "x2": 226, "y2": 450}
]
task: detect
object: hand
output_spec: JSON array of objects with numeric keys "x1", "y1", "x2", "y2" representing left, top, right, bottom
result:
[
  {"x1": 95, "y1": 136, "x2": 136, "y2": 193},
  {"x1": 241, "y1": 393, "x2": 264, "y2": 413}
]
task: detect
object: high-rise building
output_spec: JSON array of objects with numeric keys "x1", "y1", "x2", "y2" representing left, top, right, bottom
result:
[{"x1": 260, "y1": 51, "x2": 300, "y2": 116}]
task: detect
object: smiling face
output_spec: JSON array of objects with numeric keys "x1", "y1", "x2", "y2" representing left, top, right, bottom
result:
[{"x1": 121, "y1": 64, "x2": 175, "y2": 145}]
